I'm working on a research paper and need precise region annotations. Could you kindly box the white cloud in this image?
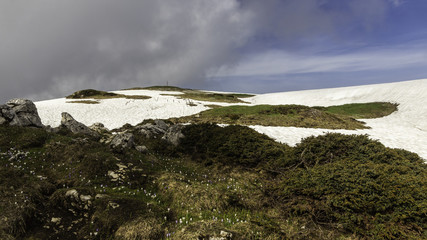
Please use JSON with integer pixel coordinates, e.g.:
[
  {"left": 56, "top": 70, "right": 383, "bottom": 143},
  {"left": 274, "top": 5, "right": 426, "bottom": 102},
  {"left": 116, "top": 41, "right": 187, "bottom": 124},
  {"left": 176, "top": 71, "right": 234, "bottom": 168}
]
[{"left": 211, "top": 44, "right": 427, "bottom": 78}]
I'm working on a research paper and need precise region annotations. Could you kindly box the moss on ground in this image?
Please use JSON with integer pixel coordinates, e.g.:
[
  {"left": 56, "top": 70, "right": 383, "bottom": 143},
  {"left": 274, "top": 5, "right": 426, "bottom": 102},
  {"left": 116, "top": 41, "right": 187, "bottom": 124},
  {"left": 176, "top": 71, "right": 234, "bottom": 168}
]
[
  {"left": 172, "top": 104, "right": 369, "bottom": 129},
  {"left": 0, "top": 123, "right": 425, "bottom": 240},
  {"left": 125, "top": 85, "right": 255, "bottom": 103},
  {"left": 315, "top": 102, "right": 398, "bottom": 119}
]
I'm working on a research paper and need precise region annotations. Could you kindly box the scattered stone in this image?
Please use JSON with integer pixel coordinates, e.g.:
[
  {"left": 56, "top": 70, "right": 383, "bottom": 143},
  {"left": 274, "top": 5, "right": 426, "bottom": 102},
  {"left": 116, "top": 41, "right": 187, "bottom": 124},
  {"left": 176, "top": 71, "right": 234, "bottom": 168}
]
[
  {"left": 65, "top": 189, "right": 79, "bottom": 200},
  {"left": 61, "top": 112, "right": 98, "bottom": 137},
  {"left": 116, "top": 163, "right": 127, "bottom": 170},
  {"left": 95, "top": 194, "right": 109, "bottom": 199},
  {"left": 110, "top": 132, "right": 134, "bottom": 150},
  {"left": 108, "top": 201, "right": 120, "bottom": 209},
  {"left": 90, "top": 122, "right": 109, "bottom": 133},
  {"left": 80, "top": 195, "right": 92, "bottom": 202},
  {"left": 162, "top": 124, "right": 185, "bottom": 146},
  {"left": 135, "top": 145, "right": 148, "bottom": 153},
  {"left": 0, "top": 116, "right": 6, "bottom": 125},
  {"left": 51, "top": 217, "right": 62, "bottom": 224},
  {"left": 220, "top": 230, "right": 233, "bottom": 239},
  {"left": 108, "top": 171, "right": 120, "bottom": 181}
]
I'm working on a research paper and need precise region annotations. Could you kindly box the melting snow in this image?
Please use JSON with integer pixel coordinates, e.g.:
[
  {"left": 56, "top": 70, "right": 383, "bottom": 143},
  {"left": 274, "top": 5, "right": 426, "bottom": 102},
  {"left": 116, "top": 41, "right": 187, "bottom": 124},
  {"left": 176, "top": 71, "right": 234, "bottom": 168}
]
[{"left": 35, "top": 79, "right": 427, "bottom": 160}]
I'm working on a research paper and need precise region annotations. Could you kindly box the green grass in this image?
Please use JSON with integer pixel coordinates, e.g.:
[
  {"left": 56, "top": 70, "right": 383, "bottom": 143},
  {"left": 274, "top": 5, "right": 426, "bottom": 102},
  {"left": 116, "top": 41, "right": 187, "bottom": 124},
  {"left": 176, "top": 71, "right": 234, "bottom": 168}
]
[
  {"left": 133, "top": 86, "right": 190, "bottom": 91},
  {"left": 315, "top": 102, "right": 398, "bottom": 119},
  {"left": 66, "top": 100, "right": 100, "bottom": 104},
  {"left": 124, "top": 85, "right": 254, "bottom": 103},
  {"left": 1, "top": 122, "right": 425, "bottom": 240},
  {"left": 172, "top": 104, "right": 369, "bottom": 130},
  {"left": 66, "top": 89, "right": 151, "bottom": 100},
  {"left": 169, "top": 92, "right": 254, "bottom": 103}
]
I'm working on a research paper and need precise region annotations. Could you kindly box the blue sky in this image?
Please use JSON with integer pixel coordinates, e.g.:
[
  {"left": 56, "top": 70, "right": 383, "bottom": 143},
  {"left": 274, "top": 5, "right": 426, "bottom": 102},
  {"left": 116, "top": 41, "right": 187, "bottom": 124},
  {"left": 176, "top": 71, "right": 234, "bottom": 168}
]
[
  {"left": 0, "top": 0, "right": 426, "bottom": 101},
  {"left": 206, "top": 0, "right": 427, "bottom": 93}
]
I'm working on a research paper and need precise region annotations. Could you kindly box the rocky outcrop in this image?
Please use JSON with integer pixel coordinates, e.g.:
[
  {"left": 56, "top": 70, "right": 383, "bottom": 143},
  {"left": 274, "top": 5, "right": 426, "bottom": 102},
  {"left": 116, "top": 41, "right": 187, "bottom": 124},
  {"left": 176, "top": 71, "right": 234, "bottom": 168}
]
[
  {"left": 0, "top": 99, "right": 43, "bottom": 127},
  {"left": 136, "top": 120, "right": 169, "bottom": 138},
  {"left": 110, "top": 132, "right": 134, "bottom": 151},
  {"left": 61, "top": 112, "right": 98, "bottom": 137},
  {"left": 89, "top": 122, "right": 109, "bottom": 134},
  {"left": 162, "top": 124, "right": 185, "bottom": 146}
]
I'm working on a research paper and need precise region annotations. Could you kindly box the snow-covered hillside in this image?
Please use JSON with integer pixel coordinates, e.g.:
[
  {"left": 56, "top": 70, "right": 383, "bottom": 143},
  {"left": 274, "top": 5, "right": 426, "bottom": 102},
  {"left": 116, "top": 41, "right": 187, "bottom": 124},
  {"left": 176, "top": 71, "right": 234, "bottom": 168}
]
[{"left": 35, "top": 79, "right": 427, "bottom": 160}]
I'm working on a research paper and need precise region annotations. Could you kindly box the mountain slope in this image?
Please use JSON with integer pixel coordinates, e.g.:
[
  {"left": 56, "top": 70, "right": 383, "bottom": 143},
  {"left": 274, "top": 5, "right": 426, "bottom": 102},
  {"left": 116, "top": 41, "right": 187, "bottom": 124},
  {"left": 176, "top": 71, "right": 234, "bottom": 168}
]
[{"left": 35, "top": 79, "right": 427, "bottom": 159}]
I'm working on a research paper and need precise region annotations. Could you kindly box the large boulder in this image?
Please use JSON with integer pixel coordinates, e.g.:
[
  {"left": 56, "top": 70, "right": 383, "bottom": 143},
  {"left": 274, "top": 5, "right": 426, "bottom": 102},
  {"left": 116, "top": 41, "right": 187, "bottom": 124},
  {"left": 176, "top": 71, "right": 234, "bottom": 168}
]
[
  {"left": 162, "top": 124, "right": 185, "bottom": 146},
  {"left": 0, "top": 99, "right": 43, "bottom": 127},
  {"left": 61, "top": 112, "right": 98, "bottom": 137},
  {"left": 110, "top": 132, "right": 134, "bottom": 150}
]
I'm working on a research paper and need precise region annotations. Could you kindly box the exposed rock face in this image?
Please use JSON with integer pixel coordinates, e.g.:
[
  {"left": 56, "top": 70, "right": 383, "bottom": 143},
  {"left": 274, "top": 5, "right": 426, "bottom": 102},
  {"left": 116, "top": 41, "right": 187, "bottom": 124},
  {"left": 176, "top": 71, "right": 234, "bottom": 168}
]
[
  {"left": 162, "top": 124, "right": 185, "bottom": 146},
  {"left": 136, "top": 120, "right": 169, "bottom": 138},
  {"left": 110, "top": 132, "right": 134, "bottom": 150},
  {"left": 61, "top": 112, "right": 98, "bottom": 137},
  {"left": 0, "top": 99, "right": 43, "bottom": 127}
]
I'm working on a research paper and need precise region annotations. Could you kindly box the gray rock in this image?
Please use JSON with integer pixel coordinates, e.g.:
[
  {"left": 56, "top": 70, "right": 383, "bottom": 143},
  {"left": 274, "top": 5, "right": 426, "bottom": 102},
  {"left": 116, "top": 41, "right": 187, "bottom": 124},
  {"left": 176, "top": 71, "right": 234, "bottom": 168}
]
[
  {"left": 61, "top": 112, "right": 98, "bottom": 137},
  {"left": 110, "top": 132, "right": 134, "bottom": 150},
  {"left": 44, "top": 125, "right": 60, "bottom": 133},
  {"left": 136, "top": 123, "right": 166, "bottom": 138},
  {"left": 0, "top": 116, "right": 6, "bottom": 125},
  {"left": 65, "top": 189, "right": 79, "bottom": 201},
  {"left": 90, "top": 122, "right": 109, "bottom": 133},
  {"left": 135, "top": 145, "right": 148, "bottom": 153},
  {"left": 154, "top": 119, "right": 169, "bottom": 131},
  {"left": 4, "top": 99, "right": 43, "bottom": 127},
  {"left": 0, "top": 104, "right": 13, "bottom": 120},
  {"left": 162, "top": 124, "right": 185, "bottom": 146}
]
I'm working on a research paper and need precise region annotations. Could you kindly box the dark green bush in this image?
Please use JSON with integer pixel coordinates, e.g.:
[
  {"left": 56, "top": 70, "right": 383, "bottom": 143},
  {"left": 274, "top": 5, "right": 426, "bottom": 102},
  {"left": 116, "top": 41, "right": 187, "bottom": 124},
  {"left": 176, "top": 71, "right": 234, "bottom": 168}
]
[
  {"left": 272, "top": 133, "right": 427, "bottom": 239},
  {"left": 179, "top": 123, "right": 286, "bottom": 167}
]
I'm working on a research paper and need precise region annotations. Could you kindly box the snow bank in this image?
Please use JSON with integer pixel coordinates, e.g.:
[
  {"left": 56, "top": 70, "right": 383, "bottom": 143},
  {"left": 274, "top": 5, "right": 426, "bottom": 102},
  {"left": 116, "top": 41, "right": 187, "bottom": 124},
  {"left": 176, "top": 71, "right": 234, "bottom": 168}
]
[
  {"left": 248, "top": 79, "right": 427, "bottom": 160},
  {"left": 35, "top": 79, "right": 427, "bottom": 160}
]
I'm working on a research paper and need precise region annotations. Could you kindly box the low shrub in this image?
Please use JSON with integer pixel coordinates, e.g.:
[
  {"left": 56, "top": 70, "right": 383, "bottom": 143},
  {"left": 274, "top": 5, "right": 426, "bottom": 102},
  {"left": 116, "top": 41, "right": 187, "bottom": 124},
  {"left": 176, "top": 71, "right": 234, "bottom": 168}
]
[
  {"left": 272, "top": 133, "right": 427, "bottom": 239},
  {"left": 0, "top": 125, "right": 50, "bottom": 149},
  {"left": 179, "top": 123, "right": 285, "bottom": 167}
]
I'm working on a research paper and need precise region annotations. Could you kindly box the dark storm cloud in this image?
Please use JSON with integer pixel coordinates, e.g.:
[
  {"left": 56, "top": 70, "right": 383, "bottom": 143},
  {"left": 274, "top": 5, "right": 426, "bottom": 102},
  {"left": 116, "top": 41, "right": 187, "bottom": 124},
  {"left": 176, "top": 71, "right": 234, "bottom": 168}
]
[
  {"left": 0, "top": 0, "right": 253, "bottom": 101},
  {"left": 0, "top": 0, "right": 400, "bottom": 102}
]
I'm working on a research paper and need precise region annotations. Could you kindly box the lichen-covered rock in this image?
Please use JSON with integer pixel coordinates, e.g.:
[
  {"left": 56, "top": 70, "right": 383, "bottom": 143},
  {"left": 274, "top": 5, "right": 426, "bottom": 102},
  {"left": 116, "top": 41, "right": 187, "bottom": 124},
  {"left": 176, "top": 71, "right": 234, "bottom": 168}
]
[
  {"left": 89, "top": 122, "right": 109, "bottom": 133},
  {"left": 61, "top": 112, "right": 98, "bottom": 137},
  {"left": 162, "top": 124, "right": 185, "bottom": 146},
  {"left": 2, "top": 99, "right": 43, "bottom": 127},
  {"left": 154, "top": 119, "right": 169, "bottom": 131},
  {"left": 137, "top": 124, "right": 166, "bottom": 138},
  {"left": 0, "top": 116, "right": 6, "bottom": 125},
  {"left": 110, "top": 132, "right": 134, "bottom": 150}
]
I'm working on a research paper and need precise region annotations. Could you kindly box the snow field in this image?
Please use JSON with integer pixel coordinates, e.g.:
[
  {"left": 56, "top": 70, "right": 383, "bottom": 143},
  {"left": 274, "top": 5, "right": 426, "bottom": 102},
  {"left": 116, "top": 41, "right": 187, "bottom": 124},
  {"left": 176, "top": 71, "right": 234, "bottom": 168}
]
[{"left": 35, "top": 80, "right": 427, "bottom": 160}]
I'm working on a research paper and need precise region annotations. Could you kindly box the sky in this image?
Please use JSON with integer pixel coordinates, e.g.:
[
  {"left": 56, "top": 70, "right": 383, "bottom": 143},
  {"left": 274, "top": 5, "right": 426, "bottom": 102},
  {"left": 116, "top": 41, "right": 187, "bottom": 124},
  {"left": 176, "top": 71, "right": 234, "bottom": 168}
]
[{"left": 1, "top": 0, "right": 426, "bottom": 102}]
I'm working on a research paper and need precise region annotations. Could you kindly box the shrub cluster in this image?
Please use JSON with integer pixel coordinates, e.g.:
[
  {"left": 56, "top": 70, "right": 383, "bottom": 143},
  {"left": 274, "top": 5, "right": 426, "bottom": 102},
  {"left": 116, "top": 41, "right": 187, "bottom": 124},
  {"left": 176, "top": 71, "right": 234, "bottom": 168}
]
[
  {"left": 272, "top": 133, "right": 427, "bottom": 239},
  {"left": 179, "top": 123, "right": 285, "bottom": 167}
]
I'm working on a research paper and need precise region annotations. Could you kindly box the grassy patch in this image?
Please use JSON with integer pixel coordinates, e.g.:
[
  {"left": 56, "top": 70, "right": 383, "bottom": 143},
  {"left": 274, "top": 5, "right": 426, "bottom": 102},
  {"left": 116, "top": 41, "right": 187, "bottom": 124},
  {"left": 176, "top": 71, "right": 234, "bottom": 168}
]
[
  {"left": 66, "top": 100, "right": 100, "bottom": 104},
  {"left": 66, "top": 89, "right": 150, "bottom": 100},
  {"left": 132, "top": 86, "right": 190, "bottom": 91},
  {"left": 172, "top": 104, "right": 368, "bottom": 130},
  {"left": 315, "top": 102, "right": 398, "bottom": 119},
  {"left": 126, "top": 85, "right": 254, "bottom": 103},
  {"left": 169, "top": 92, "right": 254, "bottom": 103}
]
